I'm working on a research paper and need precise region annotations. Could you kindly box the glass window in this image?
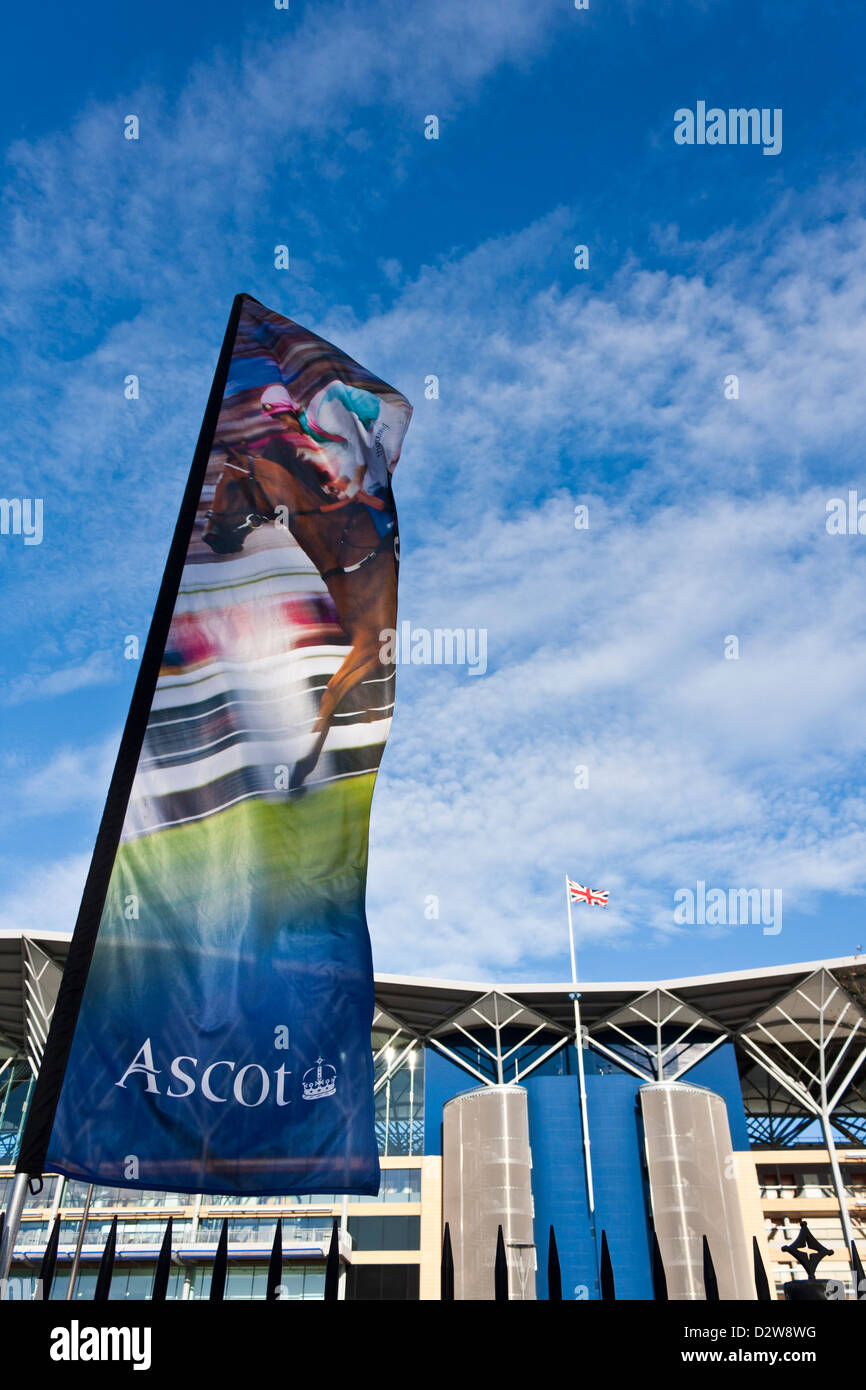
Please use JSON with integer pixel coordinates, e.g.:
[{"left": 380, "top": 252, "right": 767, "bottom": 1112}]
[
  {"left": 111, "top": 1266, "right": 159, "bottom": 1301},
  {"left": 195, "top": 1216, "right": 331, "bottom": 1246},
  {"left": 16, "top": 1220, "right": 49, "bottom": 1249},
  {"left": 272, "top": 1263, "right": 326, "bottom": 1301},
  {"left": 23, "top": 1176, "right": 58, "bottom": 1210},
  {"left": 374, "top": 1050, "right": 424, "bottom": 1157},
  {"left": 63, "top": 1181, "right": 187, "bottom": 1211},
  {"left": 180, "top": 1262, "right": 325, "bottom": 1301},
  {"left": 800, "top": 1218, "right": 845, "bottom": 1243},
  {"left": 206, "top": 1192, "right": 338, "bottom": 1208},
  {"left": 383, "top": 1168, "right": 421, "bottom": 1202},
  {"left": 347, "top": 1215, "right": 420, "bottom": 1251},
  {"left": 280, "top": 1220, "right": 332, "bottom": 1245},
  {"left": 845, "top": 1166, "right": 866, "bottom": 1197},
  {"left": 281, "top": 1193, "right": 338, "bottom": 1207},
  {"left": 6, "top": 1265, "right": 42, "bottom": 1300},
  {"left": 346, "top": 1264, "right": 419, "bottom": 1300},
  {"left": 348, "top": 1168, "right": 422, "bottom": 1204},
  {"left": 188, "top": 1263, "right": 213, "bottom": 1299},
  {"left": 224, "top": 1264, "right": 258, "bottom": 1300},
  {"left": 0, "top": 1063, "right": 33, "bottom": 1164},
  {"left": 799, "top": 1170, "right": 831, "bottom": 1199},
  {"left": 78, "top": 1217, "right": 190, "bottom": 1248},
  {"left": 58, "top": 1265, "right": 99, "bottom": 1301},
  {"left": 197, "top": 1217, "right": 276, "bottom": 1245},
  {"left": 121, "top": 1220, "right": 190, "bottom": 1247}
]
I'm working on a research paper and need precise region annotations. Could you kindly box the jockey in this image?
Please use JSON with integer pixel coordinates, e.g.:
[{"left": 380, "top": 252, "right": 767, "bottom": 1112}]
[
  {"left": 259, "top": 383, "right": 394, "bottom": 536},
  {"left": 257, "top": 382, "right": 346, "bottom": 493}
]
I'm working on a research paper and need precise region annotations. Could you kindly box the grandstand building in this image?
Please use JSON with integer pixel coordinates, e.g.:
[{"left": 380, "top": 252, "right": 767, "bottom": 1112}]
[{"left": 1, "top": 928, "right": 864, "bottom": 1299}]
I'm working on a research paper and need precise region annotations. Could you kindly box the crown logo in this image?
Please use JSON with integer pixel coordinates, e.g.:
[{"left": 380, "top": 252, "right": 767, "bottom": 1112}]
[{"left": 302, "top": 1056, "right": 337, "bottom": 1101}]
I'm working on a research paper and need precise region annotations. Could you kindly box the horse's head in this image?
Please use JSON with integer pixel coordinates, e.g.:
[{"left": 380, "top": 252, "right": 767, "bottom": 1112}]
[{"left": 203, "top": 451, "right": 262, "bottom": 554}]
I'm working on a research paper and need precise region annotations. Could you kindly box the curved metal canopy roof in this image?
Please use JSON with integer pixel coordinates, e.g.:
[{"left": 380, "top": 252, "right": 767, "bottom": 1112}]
[{"left": 2, "top": 925, "right": 864, "bottom": 1052}]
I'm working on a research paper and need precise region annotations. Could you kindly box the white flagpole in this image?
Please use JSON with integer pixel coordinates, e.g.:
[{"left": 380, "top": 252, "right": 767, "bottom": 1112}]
[{"left": 566, "top": 876, "right": 595, "bottom": 1215}]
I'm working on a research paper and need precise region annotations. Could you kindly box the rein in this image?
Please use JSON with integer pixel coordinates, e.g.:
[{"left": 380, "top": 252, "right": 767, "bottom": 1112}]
[{"left": 206, "top": 454, "right": 281, "bottom": 535}]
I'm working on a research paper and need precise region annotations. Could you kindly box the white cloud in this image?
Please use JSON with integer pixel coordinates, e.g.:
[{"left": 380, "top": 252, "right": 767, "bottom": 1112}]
[
  {"left": 0, "top": 853, "right": 90, "bottom": 936},
  {"left": 4, "top": 653, "right": 117, "bottom": 705},
  {"left": 14, "top": 734, "right": 119, "bottom": 817},
  {"left": 366, "top": 487, "right": 866, "bottom": 976}
]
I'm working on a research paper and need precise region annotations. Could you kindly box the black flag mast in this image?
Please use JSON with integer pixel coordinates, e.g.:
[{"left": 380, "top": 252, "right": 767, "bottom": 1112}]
[{"left": 0, "top": 296, "right": 245, "bottom": 1283}]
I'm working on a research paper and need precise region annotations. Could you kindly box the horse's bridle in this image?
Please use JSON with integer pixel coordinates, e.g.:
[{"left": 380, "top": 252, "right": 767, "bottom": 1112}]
[
  {"left": 206, "top": 452, "right": 280, "bottom": 537},
  {"left": 206, "top": 450, "right": 396, "bottom": 578}
]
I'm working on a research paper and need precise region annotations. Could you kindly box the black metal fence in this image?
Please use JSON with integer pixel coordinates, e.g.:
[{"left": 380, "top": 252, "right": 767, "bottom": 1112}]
[
  {"left": 439, "top": 1219, "right": 866, "bottom": 1302},
  {"left": 2, "top": 1208, "right": 865, "bottom": 1301}
]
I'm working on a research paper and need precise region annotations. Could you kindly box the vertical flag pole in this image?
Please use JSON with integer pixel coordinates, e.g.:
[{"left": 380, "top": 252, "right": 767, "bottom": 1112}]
[
  {"left": 0, "top": 1170, "right": 29, "bottom": 1283},
  {"left": 566, "top": 876, "right": 595, "bottom": 1215},
  {"left": 65, "top": 1182, "right": 93, "bottom": 1301},
  {"left": 338, "top": 1194, "right": 349, "bottom": 1301}
]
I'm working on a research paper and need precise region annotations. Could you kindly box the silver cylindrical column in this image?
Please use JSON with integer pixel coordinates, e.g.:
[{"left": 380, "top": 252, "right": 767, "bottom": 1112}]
[
  {"left": 640, "top": 1080, "right": 753, "bottom": 1300},
  {"left": 442, "top": 1085, "right": 536, "bottom": 1300}
]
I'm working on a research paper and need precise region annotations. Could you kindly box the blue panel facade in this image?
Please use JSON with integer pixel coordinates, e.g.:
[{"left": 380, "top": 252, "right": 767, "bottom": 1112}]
[
  {"left": 524, "top": 1073, "right": 597, "bottom": 1299},
  {"left": 423, "top": 1046, "right": 477, "bottom": 1155},
  {"left": 585, "top": 1070, "right": 655, "bottom": 1300},
  {"left": 682, "top": 1042, "right": 751, "bottom": 1150}
]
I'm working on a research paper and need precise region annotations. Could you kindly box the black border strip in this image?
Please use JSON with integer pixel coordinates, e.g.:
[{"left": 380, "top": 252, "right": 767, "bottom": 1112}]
[{"left": 16, "top": 293, "right": 247, "bottom": 1176}]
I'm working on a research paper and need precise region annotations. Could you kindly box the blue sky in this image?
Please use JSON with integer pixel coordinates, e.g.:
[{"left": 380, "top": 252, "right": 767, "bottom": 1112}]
[{"left": 2, "top": 0, "right": 866, "bottom": 983}]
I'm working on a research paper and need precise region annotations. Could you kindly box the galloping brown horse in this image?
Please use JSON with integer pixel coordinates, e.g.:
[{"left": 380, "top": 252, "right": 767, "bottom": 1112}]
[{"left": 202, "top": 440, "right": 397, "bottom": 789}]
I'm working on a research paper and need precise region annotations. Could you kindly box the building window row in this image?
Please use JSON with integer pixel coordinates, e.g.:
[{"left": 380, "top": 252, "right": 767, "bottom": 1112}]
[
  {"left": 758, "top": 1165, "right": 866, "bottom": 1201},
  {"left": 765, "top": 1215, "right": 866, "bottom": 1247},
  {"left": 7, "top": 1261, "right": 328, "bottom": 1301},
  {"left": 0, "top": 1165, "right": 422, "bottom": 1218},
  {"left": 10, "top": 1211, "right": 421, "bottom": 1255}
]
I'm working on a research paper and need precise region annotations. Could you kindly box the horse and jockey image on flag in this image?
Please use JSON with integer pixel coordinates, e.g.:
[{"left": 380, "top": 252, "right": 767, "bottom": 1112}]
[{"left": 19, "top": 296, "right": 411, "bottom": 1196}]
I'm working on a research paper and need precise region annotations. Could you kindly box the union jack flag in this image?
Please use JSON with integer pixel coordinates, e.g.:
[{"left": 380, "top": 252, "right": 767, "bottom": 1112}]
[{"left": 567, "top": 877, "right": 609, "bottom": 907}]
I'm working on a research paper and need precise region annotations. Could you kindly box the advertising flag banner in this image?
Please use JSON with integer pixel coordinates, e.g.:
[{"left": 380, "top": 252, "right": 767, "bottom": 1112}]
[{"left": 18, "top": 295, "right": 411, "bottom": 1194}]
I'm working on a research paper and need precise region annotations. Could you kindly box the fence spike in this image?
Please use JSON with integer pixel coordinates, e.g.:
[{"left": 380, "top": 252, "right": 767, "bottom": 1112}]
[
  {"left": 651, "top": 1229, "right": 668, "bottom": 1301},
  {"left": 702, "top": 1235, "right": 720, "bottom": 1301},
  {"left": 209, "top": 1219, "right": 228, "bottom": 1302},
  {"left": 37, "top": 1214, "right": 61, "bottom": 1301},
  {"left": 151, "top": 1216, "right": 173, "bottom": 1302},
  {"left": 93, "top": 1214, "right": 118, "bottom": 1302},
  {"left": 547, "top": 1225, "right": 562, "bottom": 1302},
  {"left": 752, "top": 1236, "right": 772, "bottom": 1301},
  {"left": 324, "top": 1218, "right": 340, "bottom": 1301},
  {"left": 494, "top": 1225, "right": 509, "bottom": 1300},
  {"left": 599, "top": 1230, "right": 616, "bottom": 1301},
  {"left": 266, "top": 1218, "right": 283, "bottom": 1302},
  {"left": 441, "top": 1221, "right": 455, "bottom": 1301}
]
